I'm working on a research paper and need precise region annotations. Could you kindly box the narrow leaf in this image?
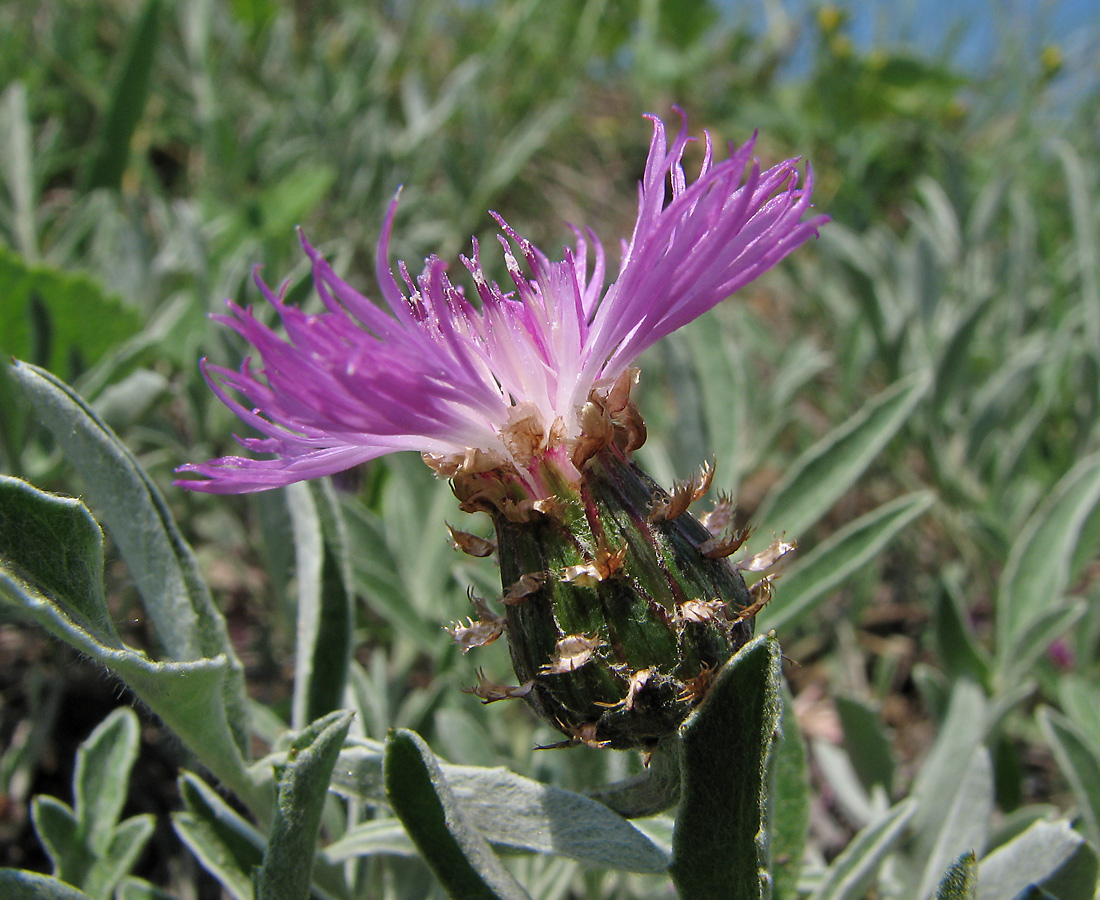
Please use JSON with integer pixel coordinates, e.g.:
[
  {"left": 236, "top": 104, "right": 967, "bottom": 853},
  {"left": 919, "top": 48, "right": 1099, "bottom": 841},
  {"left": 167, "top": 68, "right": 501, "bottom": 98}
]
[
  {"left": 173, "top": 773, "right": 266, "bottom": 900},
  {"left": 670, "top": 633, "right": 782, "bottom": 900},
  {"left": 754, "top": 374, "right": 929, "bottom": 541},
  {"left": 1, "top": 82, "right": 38, "bottom": 260},
  {"left": 30, "top": 796, "right": 92, "bottom": 886},
  {"left": 908, "top": 681, "right": 988, "bottom": 858},
  {"left": 10, "top": 363, "right": 249, "bottom": 753},
  {"left": 1037, "top": 707, "right": 1100, "bottom": 850},
  {"left": 835, "top": 695, "right": 894, "bottom": 796},
  {"left": 760, "top": 492, "right": 933, "bottom": 631},
  {"left": 115, "top": 877, "right": 180, "bottom": 900},
  {"left": 933, "top": 577, "right": 992, "bottom": 687},
  {"left": 384, "top": 729, "right": 532, "bottom": 900},
  {"left": 85, "top": 814, "right": 156, "bottom": 900},
  {"left": 288, "top": 481, "right": 353, "bottom": 729},
  {"left": 997, "top": 453, "right": 1100, "bottom": 668},
  {"left": 255, "top": 710, "right": 353, "bottom": 900},
  {"left": 771, "top": 685, "right": 811, "bottom": 900},
  {"left": 916, "top": 748, "right": 992, "bottom": 900},
  {"left": 331, "top": 738, "right": 668, "bottom": 870},
  {"left": 0, "top": 870, "right": 96, "bottom": 900},
  {"left": 445, "top": 764, "right": 670, "bottom": 873},
  {"left": 82, "top": 0, "right": 162, "bottom": 191},
  {"left": 807, "top": 799, "right": 917, "bottom": 900},
  {"left": 74, "top": 707, "right": 140, "bottom": 853},
  {"left": 977, "top": 820, "right": 1084, "bottom": 900},
  {"left": 321, "top": 820, "right": 415, "bottom": 862},
  {"left": 0, "top": 477, "right": 258, "bottom": 807}
]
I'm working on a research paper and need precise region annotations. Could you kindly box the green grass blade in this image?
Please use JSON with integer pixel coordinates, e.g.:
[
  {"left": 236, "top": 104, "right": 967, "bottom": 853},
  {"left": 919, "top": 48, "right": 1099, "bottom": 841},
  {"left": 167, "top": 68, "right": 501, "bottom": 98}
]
[{"left": 82, "top": 0, "right": 162, "bottom": 191}]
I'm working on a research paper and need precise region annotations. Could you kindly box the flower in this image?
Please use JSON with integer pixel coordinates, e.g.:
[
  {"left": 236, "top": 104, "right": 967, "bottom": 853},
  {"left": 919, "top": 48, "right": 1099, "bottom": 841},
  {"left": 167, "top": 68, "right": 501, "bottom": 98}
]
[
  {"left": 174, "top": 111, "right": 826, "bottom": 496},
  {"left": 178, "top": 111, "right": 826, "bottom": 750}
]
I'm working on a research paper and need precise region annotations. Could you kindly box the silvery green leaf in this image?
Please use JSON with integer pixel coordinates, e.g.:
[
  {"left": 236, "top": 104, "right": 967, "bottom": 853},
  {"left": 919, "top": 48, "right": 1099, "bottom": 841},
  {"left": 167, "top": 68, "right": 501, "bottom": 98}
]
[
  {"left": 1037, "top": 707, "right": 1100, "bottom": 850},
  {"left": 996, "top": 453, "right": 1100, "bottom": 682},
  {"left": 173, "top": 773, "right": 265, "bottom": 900},
  {"left": 9, "top": 362, "right": 249, "bottom": 754},
  {"left": 74, "top": 707, "right": 140, "bottom": 855},
  {"left": 445, "top": 764, "right": 670, "bottom": 873},
  {"left": 754, "top": 374, "right": 929, "bottom": 542},
  {"left": 772, "top": 685, "right": 811, "bottom": 900},
  {"left": 329, "top": 737, "right": 669, "bottom": 872},
  {"left": 31, "top": 796, "right": 89, "bottom": 885},
  {"left": 83, "top": 814, "right": 156, "bottom": 900},
  {"left": 760, "top": 492, "right": 933, "bottom": 632},
  {"left": 321, "top": 820, "right": 415, "bottom": 862},
  {"left": 976, "top": 820, "right": 1085, "bottom": 900},
  {"left": 916, "top": 748, "right": 992, "bottom": 900},
  {"left": 287, "top": 481, "right": 353, "bottom": 729},
  {"left": 908, "top": 681, "right": 987, "bottom": 860},
  {"left": 115, "top": 877, "right": 180, "bottom": 900},
  {"left": 255, "top": 711, "right": 353, "bottom": 900},
  {"left": 384, "top": 728, "right": 532, "bottom": 900},
  {"left": 0, "top": 870, "right": 96, "bottom": 900},
  {"left": 670, "top": 633, "right": 782, "bottom": 900},
  {"left": 807, "top": 799, "right": 917, "bottom": 900},
  {"left": 0, "top": 476, "right": 258, "bottom": 807}
]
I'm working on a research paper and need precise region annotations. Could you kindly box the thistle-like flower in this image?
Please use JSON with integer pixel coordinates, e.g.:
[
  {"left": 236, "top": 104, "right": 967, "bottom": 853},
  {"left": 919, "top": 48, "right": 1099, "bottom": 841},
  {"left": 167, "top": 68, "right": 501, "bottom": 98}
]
[{"left": 178, "top": 112, "right": 826, "bottom": 748}]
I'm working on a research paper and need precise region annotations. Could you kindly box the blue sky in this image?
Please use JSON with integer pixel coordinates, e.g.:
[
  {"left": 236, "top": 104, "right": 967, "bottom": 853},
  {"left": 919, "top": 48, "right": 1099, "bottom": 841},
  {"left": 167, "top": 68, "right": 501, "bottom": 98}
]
[{"left": 720, "top": 0, "right": 1099, "bottom": 69}]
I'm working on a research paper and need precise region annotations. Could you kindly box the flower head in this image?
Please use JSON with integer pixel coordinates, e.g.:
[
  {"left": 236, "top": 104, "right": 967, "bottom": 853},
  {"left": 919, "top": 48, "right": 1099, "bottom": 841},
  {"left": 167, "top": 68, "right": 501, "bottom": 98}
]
[{"left": 176, "top": 112, "right": 825, "bottom": 496}]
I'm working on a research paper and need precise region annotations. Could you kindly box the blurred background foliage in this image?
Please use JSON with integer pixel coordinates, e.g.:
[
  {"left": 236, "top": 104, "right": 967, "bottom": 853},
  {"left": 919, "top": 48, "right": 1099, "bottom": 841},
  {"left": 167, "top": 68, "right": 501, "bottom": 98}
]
[{"left": 1, "top": 0, "right": 1099, "bottom": 895}]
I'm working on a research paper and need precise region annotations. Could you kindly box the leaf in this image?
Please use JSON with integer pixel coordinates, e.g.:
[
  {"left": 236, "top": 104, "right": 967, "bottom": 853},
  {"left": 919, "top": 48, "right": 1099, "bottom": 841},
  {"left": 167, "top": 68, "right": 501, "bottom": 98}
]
[
  {"left": 173, "top": 773, "right": 265, "bottom": 900},
  {"left": 330, "top": 738, "right": 668, "bottom": 870},
  {"left": 255, "top": 710, "right": 353, "bottom": 900},
  {"left": 772, "top": 685, "right": 811, "bottom": 900},
  {"left": 384, "top": 729, "right": 533, "bottom": 900},
  {"left": 759, "top": 492, "right": 934, "bottom": 631},
  {"left": 74, "top": 707, "right": 141, "bottom": 855},
  {"left": 0, "top": 870, "right": 96, "bottom": 900},
  {"left": 0, "top": 475, "right": 119, "bottom": 643},
  {"left": 82, "top": 0, "right": 162, "bottom": 191},
  {"left": 754, "top": 374, "right": 929, "bottom": 541},
  {"left": 1037, "top": 707, "right": 1100, "bottom": 851},
  {"left": 1058, "top": 676, "right": 1100, "bottom": 755},
  {"left": 997, "top": 453, "right": 1100, "bottom": 672},
  {"left": 0, "top": 477, "right": 258, "bottom": 807},
  {"left": 321, "top": 820, "right": 415, "bottom": 862},
  {"left": 31, "top": 795, "right": 93, "bottom": 887},
  {"left": 670, "top": 633, "right": 782, "bottom": 900},
  {"left": 908, "top": 681, "right": 988, "bottom": 859},
  {"left": 1, "top": 82, "right": 38, "bottom": 260},
  {"left": 115, "top": 877, "right": 180, "bottom": 900},
  {"left": 0, "top": 249, "right": 142, "bottom": 381},
  {"left": 931, "top": 852, "right": 978, "bottom": 900},
  {"left": 10, "top": 363, "right": 249, "bottom": 755},
  {"left": 916, "top": 748, "right": 992, "bottom": 900},
  {"left": 288, "top": 481, "right": 353, "bottom": 729},
  {"left": 976, "top": 820, "right": 1085, "bottom": 900},
  {"left": 84, "top": 814, "right": 156, "bottom": 900},
  {"left": 933, "top": 576, "right": 992, "bottom": 687},
  {"left": 584, "top": 737, "right": 681, "bottom": 819},
  {"left": 444, "top": 765, "right": 670, "bottom": 873},
  {"left": 807, "top": 799, "right": 917, "bottom": 900},
  {"left": 835, "top": 694, "right": 894, "bottom": 796}
]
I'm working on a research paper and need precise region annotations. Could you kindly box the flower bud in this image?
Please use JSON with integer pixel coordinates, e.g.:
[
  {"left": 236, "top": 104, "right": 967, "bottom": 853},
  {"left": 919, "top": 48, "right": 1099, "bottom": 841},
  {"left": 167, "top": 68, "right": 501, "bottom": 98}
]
[{"left": 454, "top": 442, "right": 759, "bottom": 750}]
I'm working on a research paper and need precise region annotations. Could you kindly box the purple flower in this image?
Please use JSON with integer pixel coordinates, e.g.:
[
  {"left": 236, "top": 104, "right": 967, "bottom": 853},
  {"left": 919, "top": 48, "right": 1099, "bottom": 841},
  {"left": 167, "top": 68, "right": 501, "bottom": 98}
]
[{"left": 176, "top": 112, "right": 826, "bottom": 496}]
